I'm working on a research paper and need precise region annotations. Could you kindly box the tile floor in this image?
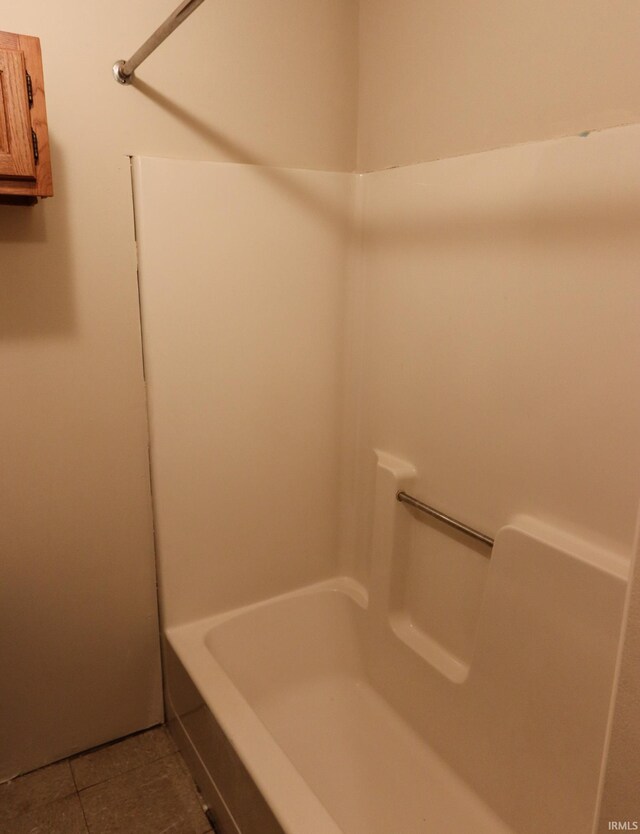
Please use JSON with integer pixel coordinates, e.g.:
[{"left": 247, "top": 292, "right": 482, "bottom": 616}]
[{"left": 0, "top": 726, "right": 214, "bottom": 834}]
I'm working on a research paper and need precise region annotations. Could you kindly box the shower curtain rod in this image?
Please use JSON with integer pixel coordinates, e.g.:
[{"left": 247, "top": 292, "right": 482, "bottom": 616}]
[{"left": 113, "top": 0, "right": 207, "bottom": 84}]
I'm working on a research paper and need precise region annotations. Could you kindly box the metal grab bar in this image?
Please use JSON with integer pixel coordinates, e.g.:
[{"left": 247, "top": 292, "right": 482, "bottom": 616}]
[
  {"left": 396, "top": 491, "right": 494, "bottom": 550},
  {"left": 113, "top": 0, "right": 208, "bottom": 84}
]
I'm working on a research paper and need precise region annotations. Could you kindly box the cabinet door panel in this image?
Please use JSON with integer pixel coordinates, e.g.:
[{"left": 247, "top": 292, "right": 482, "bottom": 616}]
[{"left": 0, "top": 48, "right": 36, "bottom": 180}]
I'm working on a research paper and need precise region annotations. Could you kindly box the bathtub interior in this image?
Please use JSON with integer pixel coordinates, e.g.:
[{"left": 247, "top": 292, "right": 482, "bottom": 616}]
[{"left": 167, "top": 585, "right": 513, "bottom": 834}]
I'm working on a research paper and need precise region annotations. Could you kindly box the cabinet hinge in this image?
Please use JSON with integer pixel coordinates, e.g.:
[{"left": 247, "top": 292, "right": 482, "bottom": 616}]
[
  {"left": 25, "top": 71, "right": 33, "bottom": 107},
  {"left": 31, "top": 129, "right": 39, "bottom": 164}
]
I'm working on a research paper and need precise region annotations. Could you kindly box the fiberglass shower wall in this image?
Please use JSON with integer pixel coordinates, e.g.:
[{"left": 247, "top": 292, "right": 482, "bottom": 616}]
[
  {"left": 134, "top": 124, "right": 640, "bottom": 834},
  {"left": 132, "top": 158, "right": 353, "bottom": 627}
]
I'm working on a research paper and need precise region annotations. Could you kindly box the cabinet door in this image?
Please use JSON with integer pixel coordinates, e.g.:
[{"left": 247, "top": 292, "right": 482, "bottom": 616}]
[{"left": 0, "top": 47, "right": 36, "bottom": 180}]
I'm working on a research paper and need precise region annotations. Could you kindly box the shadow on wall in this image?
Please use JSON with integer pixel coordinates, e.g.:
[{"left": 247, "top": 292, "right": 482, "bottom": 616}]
[
  {"left": 360, "top": 199, "right": 640, "bottom": 248},
  {"left": 132, "top": 78, "right": 353, "bottom": 236},
  {"left": 0, "top": 139, "right": 76, "bottom": 340}
]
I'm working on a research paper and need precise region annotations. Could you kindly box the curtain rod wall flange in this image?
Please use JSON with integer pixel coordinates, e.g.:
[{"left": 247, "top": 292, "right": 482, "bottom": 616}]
[{"left": 113, "top": 0, "right": 207, "bottom": 85}]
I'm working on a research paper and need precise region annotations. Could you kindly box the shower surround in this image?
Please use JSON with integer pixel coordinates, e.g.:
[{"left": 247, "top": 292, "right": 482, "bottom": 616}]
[{"left": 132, "top": 124, "right": 640, "bottom": 834}]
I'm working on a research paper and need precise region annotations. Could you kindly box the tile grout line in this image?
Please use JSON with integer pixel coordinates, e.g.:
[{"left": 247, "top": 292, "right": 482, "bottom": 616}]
[
  {"left": 76, "top": 790, "right": 92, "bottom": 834},
  {"left": 69, "top": 759, "right": 80, "bottom": 793},
  {"left": 69, "top": 760, "right": 92, "bottom": 834}
]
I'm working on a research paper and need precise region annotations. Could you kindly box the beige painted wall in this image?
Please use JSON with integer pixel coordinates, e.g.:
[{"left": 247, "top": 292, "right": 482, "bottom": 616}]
[
  {"left": 0, "top": 0, "right": 358, "bottom": 780},
  {"left": 357, "top": 0, "right": 640, "bottom": 171}
]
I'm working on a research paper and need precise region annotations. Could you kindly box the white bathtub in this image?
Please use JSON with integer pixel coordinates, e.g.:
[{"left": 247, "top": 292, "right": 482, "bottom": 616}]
[
  {"left": 165, "top": 453, "right": 626, "bottom": 834},
  {"left": 167, "top": 577, "right": 512, "bottom": 834}
]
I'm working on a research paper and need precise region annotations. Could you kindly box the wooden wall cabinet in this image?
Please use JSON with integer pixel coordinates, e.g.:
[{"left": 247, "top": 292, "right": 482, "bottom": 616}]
[{"left": 0, "top": 31, "right": 52, "bottom": 205}]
